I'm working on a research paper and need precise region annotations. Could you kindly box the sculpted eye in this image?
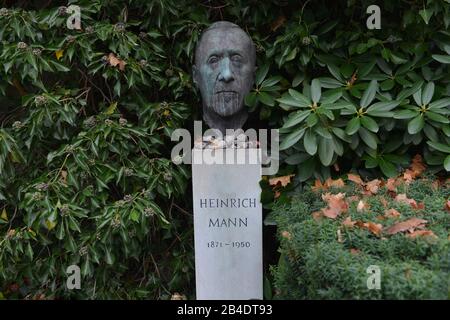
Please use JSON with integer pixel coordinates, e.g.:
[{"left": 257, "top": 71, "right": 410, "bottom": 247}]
[
  {"left": 208, "top": 56, "right": 219, "bottom": 64},
  {"left": 231, "top": 54, "right": 242, "bottom": 62}
]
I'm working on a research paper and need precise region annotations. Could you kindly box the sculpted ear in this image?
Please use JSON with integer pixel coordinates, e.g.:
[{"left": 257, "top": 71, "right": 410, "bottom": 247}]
[{"left": 192, "top": 65, "right": 199, "bottom": 87}]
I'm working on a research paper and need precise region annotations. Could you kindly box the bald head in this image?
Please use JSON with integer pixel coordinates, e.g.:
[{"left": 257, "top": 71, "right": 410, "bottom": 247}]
[
  {"left": 193, "top": 21, "right": 256, "bottom": 132},
  {"left": 195, "top": 21, "right": 256, "bottom": 66}
]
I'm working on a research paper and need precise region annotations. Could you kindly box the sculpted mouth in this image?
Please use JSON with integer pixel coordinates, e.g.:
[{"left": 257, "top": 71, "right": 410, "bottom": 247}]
[{"left": 215, "top": 90, "right": 237, "bottom": 94}]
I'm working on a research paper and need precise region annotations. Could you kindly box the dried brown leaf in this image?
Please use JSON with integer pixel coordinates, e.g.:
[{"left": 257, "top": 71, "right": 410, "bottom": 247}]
[
  {"left": 269, "top": 174, "right": 295, "bottom": 187},
  {"left": 312, "top": 211, "right": 323, "bottom": 221},
  {"left": 385, "top": 218, "right": 427, "bottom": 235},
  {"left": 406, "top": 230, "right": 437, "bottom": 239},
  {"left": 321, "top": 192, "right": 348, "bottom": 219},
  {"left": 365, "top": 179, "right": 381, "bottom": 195},
  {"left": 281, "top": 230, "right": 292, "bottom": 240},
  {"left": 342, "top": 216, "right": 356, "bottom": 228},
  {"left": 384, "top": 208, "right": 401, "bottom": 218},
  {"left": 363, "top": 222, "right": 383, "bottom": 236},
  {"left": 357, "top": 200, "right": 369, "bottom": 212},
  {"left": 311, "top": 179, "right": 326, "bottom": 192},
  {"left": 347, "top": 173, "right": 363, "bottom": 186},
  {"left": 395, "top": 193, "right": 417, "bottom": 207},
  {"left": 270, "top": 15, "right": 286, "bottom": 32},
  {"left": 108, "top": 53, "right": 127, "bottom": 71},
  {"left": 325, "top": 177, "right": 345, "bottom": 188}
]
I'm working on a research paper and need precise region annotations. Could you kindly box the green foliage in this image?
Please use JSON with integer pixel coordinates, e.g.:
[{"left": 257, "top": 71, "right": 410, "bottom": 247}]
[
  {"left": 270, "top": 178, "right": 449, "bottom": 299},
  {"left": 245, "top": 0, "right": 450, "bottom": 181},
  {"left": 1, "top": 0, "right": 449, "bottom": 299},
  {"left": 0, "top": 0, "right": 196, "bottom": 299}
]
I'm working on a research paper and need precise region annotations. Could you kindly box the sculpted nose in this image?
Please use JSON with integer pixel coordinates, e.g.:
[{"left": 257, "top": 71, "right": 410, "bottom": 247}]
[{"left": 218, "top": 58, "right": 234, "bottom": 83}]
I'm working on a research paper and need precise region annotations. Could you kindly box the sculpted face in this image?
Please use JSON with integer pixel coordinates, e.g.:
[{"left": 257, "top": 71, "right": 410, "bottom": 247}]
[{"left": 194, "top": 22, "right": 256, "bottom": 132}]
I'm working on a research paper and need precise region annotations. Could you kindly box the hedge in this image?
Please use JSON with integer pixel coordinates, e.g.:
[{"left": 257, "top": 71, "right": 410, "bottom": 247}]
[{"left": 271, "top": 174, "right": 449, "bottom": 299}]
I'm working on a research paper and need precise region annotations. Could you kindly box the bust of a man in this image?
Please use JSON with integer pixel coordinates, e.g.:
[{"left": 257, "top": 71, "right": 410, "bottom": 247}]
[{"left": 193, "top": 21, "right": 256, "bottom": 134}]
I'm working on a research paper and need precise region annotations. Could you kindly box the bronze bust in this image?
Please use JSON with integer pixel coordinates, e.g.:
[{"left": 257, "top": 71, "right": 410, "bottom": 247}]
[{"left": 193, "top": 21, "right": 256, "bottom": 134}]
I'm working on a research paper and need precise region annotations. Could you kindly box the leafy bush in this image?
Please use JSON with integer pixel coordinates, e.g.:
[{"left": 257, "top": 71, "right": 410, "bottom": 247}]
[
  {"left": 0, "top": 0, "right": 196, "bottom": 299},
  {"left": 244, "top": 0, "right": 450, "bottom": 181},
  {"left": 1, "top": 0, "right": 449, "bottom": 300},
  {"left": 270, "top": 173, "right": 449, "bottom": 299}
]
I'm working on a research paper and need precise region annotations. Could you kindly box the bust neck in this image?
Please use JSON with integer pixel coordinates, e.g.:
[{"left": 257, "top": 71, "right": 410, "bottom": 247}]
[{"left": 203, "top": 104, "right": 248, "bottom": 134}]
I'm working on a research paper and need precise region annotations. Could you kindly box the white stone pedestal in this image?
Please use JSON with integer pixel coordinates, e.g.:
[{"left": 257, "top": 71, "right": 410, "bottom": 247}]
[{"left": 192, "top": 148, "right": 263, "bottom": 300}]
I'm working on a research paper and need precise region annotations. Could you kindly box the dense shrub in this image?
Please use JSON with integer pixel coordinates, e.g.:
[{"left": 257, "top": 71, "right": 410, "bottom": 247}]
[
  {"left": 0, "top": 0, "right": 196, "bottom": 299},
  {"left": 0, "top": 0, "right": 449, "bottom": 299},
  {"left": 271, "top": 175, "right": 449, "bottom": 299},
  {"left": 249, "top": 0, "right": 450, "bottom": 181}
]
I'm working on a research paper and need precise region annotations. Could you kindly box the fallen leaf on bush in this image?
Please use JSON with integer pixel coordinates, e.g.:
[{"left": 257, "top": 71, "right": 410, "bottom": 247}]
[
  {"left": 365, "top": 179, "right": 381, "bottom": 195},
  {"left": 410, "top": 154, "right": 426, "bottom": 177},
  {"left": 60, "top": 170, "right": 67, "bottom": 184},
  {"left": 384, "top": 208, "right": 400, "bottom": 218},
  {"left": 401, "top": 155, "right": 426, "bottom": 183},
  {"left": 347, "top": 195, "right": 360, "bottom": 203},
  {"left": 402, "top": 170, "right": 415, "bottom": 184},
  {"left": 342, "top": 216, "right": 356, "bottom": 228},
  {"left": 356, "top": 221, "right": 383, "bottom": 236},
  {"left": 394, "top": 193, "right": 417, "bottom": 207},
  {"left": 325, "top": 177, "right": 345, "bottom": 188},
  {"left": 386, "top": 178, "right": 403, "bottom": 192},
  {"left": 281, "top": 230, "right": 292, "bottom": 240},
  {"left": 379, "top": 197, "right": 389, "bottom": 208},
  {"left": 312, "top": 178, "right": 345, "bottom": 192},
  {"left": 445, "top": 200, "right": 450, "bottom": 212},
  {"left": 311, "top": 179, "right": 326, "bottom": 192},
  {"left": 171, "top": 292, "right": 187, "bottom": 300},
  {"left": 270, "top": 15, "right": 286, "bottom": 31},
  {"left": 411, "top": 202, "right": 425, "bottom": 210},
  {"left": 406, "top": 230, "right": 437, "bottom": 239},
  {"left": 108, "top": 53, "right": 126, "bottom": 71},
  {"left": 337, "top": 228, "right": 343, "bottom": 243},
  {"left": 357, "top": 200, "right": 369, "bottom": 212},
  {"left": 431, "top": 180, "right": 440, "bottom": 191},
  {"left": 385, "top": 218, "right": 427, "bottom": 235},
  {"left": 269, "top": 174, "right": 294, "bottom": 187},
  {"left": 321, "top": 193, "right": 348, "bottom": 219},
  {"left": 347, "top": 173, "right": 363, "bottom": 185},
  {"left": 312, "top": 211, "right": 323, "bottom": 221},
  {"left": 350, "top": 248, "right": 360, "bottom": 255},
  {"left": 386, "top": 178, "right": 396, "bottom": 191}
]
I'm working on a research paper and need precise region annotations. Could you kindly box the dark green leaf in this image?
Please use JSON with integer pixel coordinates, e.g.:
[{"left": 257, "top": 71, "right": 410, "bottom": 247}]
[
  {"left": 408, "top": 115, "right": 425, "bottom": 134},
  {"left": 360, "top": 80, "right": 378, "bottom": 108},
  {"left": 359, "top": 127, "right": 377, "bottom": 149},
  {"left": 304, "top": 129, "right": 317, "bottom": 155},
  {"left": 311, "top": 79, "right": 321, "bottom": 103},
  {"left": 361, "top": 116, "right": 379, "bottom": 133},
  {"left": 318, "top": 137, "right": 334, "bottom": 166},
  {"left": 280, "top": 128, "right": 306, "bottom": 150},
  {"left": 345, "top": 117, "right": 361, "bottom": 135}
]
